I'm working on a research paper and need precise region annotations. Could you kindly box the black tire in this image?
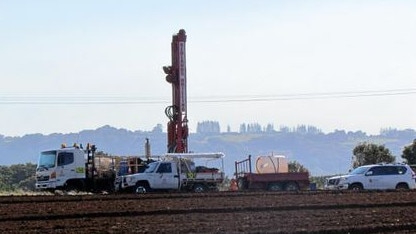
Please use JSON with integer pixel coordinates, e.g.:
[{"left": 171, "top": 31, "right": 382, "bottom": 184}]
[
  {"left": 396, "top": 183, "right": 409, "bottom": 190},
  {"left": 193, "top": 184, "right": 206, "bottom": 193},
  {"left": 64, "top": 181, "right": 79, "bottom": 192},
  {"left": 116, "top": 181, "right": 122, "bottom": 192},
  {"left": 349, "top": 183, "right": 363, "bottom": 191},
  {"left": 237, "top": 178, "right": 247, "bottom": 191},
  {"left": 285, "top": 182, "right": 299, "bottom": 191},
  {"left": 267, "top": 183, "right": 283, "bottom": 191}
]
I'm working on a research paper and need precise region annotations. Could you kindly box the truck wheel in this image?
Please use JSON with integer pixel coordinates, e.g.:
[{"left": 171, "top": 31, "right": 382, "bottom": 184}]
[
  {"left": 64, "top": 182, "right": 78, "bottom": 193},
  {"left": 349, "top": 183, "right": 363, "bottom": 191},
  {"left": 135, "top": 183, "right": 150, "bottom": 194},
  {"left": 135, "top": 186, "right": 146, "bottom": 194},
  {"left": 193, "top": 184, "right": 206, "bottom": 193},
  {"left": 285, "top": 182, "right": 299, "bottom": 191},
  {"left": 237, "top": 178, "right": 247, "bottom": 191},
  {"left": 268, "top": 183, "right": 283, "bottom": 191},
  {"left": 396, "top": 183, "right": 409, "bottom": 190}
]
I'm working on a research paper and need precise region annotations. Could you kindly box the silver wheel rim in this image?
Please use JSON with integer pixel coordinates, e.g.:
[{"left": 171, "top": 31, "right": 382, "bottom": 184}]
[
  {"left": 136, "top": 186, "right": 146, "bottom": 194},
  {"left": 286, "top": 183, "right": 298, "bottom": 191},
  {"left": 269, "top": 184, "right": 282, "bottom": 191},
  {"left": 194, "top": 186, "right": 204, "bottom": 193}
]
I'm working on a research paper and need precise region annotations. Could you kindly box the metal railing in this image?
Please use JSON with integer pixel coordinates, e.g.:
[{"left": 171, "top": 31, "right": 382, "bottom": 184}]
[{"left": 235, "top": 155, "right": 252, "bottom": 178}]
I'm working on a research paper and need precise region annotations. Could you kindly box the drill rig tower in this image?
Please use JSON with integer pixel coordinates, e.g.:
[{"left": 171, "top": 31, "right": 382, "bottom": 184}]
[{"left": 163, "top": 29, "right": 188, "bottom": 153}]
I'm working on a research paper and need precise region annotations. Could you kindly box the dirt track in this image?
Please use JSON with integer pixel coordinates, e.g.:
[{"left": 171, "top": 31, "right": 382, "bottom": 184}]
[{"left": 2, "top": 190, "right": 416, "bottom": 233}]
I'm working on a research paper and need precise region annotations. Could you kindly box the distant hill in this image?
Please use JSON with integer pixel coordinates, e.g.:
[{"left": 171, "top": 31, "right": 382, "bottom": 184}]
[{"left": 1, "top": 125, "right": 415, "bottom": 177}]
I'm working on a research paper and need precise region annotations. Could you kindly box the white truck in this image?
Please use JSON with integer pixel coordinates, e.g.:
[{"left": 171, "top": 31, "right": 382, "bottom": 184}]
[
  {"left": 117, "top": 152, "right": 225, "bottom": 193},
  {"left": 35, "top": 144, "right": 150, "bottom": 192},
  {"left": 35, "top": 144, "right": 115, "bottom": 191}
]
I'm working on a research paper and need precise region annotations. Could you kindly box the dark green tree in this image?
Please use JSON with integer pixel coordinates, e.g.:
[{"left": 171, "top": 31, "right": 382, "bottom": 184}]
[
  {"left": 352, "top": 142, "right": 395, "bottom": 168},
  {"left": 0, "top": 163, "right": 36, "bottom": 191},
  {"left": 402, "top": 139, "right": 416, "bottom": 165},
  {"left": 0, "top": 166, "right": 13, "bottom": 190},
  {"left": 288, "top": 161, "right": 309, "bottom": 173}
]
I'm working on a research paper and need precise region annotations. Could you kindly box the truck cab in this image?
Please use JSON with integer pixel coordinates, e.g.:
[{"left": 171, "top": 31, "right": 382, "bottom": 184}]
[
  {"left": 35, "top": 146, "right": 86, "bottom": 190},
  {"left": 36, "top": 144, "right": 118, "bottom": 192}
]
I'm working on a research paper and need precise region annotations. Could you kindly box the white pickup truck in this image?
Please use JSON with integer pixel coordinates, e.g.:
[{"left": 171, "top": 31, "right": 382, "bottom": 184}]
[{"left": 116, "top": 152, "right": 225, "bottom": 193}]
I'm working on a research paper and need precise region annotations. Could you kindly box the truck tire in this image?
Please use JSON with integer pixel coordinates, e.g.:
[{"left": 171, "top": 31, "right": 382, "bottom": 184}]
[
  {"left": 267, "top": 183, "right": 283, "bottom": 191},
  {"left": 64, "top": 180, "right": 84, "bottom": 192},
  {"left": 396, "top": 183, "right": 409, "bottom": 190},
  {"left": 285, "top": 182, "right": 299, "bottom": 191},
  {"left": 193, "top": 184, "right": 207, "bottom": 193},
  {"left": 135, "top": 183, "right": 150, "bottom": 194},
  {"left": 64, "top": 183, "right": 76, "bottom": 192},
  {"left": 135, "top": 186, "right": 146, "bottom": 194},
  {"left": 237, "top": 178, "right": 247, "bottom": 191},
  {"left": 349, "top": 183, "right": 363, "bottom": 191}
]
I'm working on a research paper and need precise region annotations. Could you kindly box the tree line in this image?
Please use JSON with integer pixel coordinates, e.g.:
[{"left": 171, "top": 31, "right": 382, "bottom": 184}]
[{"left": 196, "top": 121, "right": 323, "bottom": 134}]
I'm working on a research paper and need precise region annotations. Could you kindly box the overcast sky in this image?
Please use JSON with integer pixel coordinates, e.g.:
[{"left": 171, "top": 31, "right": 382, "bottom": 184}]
[{"left": 0, "top": 0, "right": 415, "bottom": 136}]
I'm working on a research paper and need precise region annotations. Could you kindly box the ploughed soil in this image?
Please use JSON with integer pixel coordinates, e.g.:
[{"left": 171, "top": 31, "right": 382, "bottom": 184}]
[{"left": 2, "top": 190, "right": 416, "bottom": 233}]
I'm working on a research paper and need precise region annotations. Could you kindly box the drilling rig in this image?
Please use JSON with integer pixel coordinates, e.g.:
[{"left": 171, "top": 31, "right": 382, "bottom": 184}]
[
  {"left": 163, "top": 29, "right": 189, "bottom": 153},
  {"left": 35, "top": 29, "right": 227, "bottom": 194}
]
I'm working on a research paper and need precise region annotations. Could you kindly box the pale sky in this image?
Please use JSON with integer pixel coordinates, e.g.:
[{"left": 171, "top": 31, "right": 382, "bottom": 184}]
[{"left": 0, "top": 0, "right": 415, "bottom": 136}]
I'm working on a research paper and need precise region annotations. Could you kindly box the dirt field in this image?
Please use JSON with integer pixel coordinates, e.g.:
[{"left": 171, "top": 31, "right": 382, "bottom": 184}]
[{"left": 2, "top": 190, "right": 416, "bottom": 233}]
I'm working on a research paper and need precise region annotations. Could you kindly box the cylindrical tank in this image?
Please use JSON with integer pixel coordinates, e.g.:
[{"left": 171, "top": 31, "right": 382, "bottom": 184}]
[{"left": 255, "top": 155, "right": 288, "bottom": 173}]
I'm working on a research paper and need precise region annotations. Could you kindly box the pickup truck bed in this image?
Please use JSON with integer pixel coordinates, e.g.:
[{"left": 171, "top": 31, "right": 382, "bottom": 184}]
[{"left": 181, "top": 172, "right": 224, "bottom": 181}]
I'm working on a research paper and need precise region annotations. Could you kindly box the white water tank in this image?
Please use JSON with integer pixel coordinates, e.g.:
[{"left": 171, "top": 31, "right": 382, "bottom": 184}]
[{"left": 255, "top": 155, "right": 288, "bottom": 173}]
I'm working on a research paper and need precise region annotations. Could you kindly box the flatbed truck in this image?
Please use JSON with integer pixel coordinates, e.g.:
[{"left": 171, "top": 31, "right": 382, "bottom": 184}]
[{"left": 118, "top": 152, "right": 225, "bottom": 193}]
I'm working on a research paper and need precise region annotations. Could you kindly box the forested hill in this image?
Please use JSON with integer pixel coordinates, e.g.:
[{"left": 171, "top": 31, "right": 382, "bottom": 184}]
[{"left": 0, "top": 124, "right": 415, "bottom": 177}]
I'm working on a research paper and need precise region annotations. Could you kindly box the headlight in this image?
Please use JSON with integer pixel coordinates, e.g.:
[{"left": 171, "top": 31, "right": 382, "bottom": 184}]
[{"left": 339, "top": 177, "right": 348, "bottom": 183}]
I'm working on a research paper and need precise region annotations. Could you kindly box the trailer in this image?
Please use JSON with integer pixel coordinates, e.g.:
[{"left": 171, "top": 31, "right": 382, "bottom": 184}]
[{"left": 235, "top": 155, "right": 310, "bottom": 191}]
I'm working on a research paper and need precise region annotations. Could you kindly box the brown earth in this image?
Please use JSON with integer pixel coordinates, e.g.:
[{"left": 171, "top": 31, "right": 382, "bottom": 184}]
[{"left": 1, "top": 190, "right": 416, "bottom": 233}]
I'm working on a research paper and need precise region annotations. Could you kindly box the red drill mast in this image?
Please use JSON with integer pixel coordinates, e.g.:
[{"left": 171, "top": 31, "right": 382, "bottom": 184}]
[{"left": 163, "top": 29, "right": 188, "bottom": 153}]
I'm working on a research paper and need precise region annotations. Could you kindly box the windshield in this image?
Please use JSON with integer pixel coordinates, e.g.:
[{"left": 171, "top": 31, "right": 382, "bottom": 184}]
[
  {"left": 144, "top": 162, "right": 158, "bottom": 173},
  {"left": 349, "top": 166, "right": 369, "bottom": 175},
  {"left": 37, "top": 150, "right": 56, "bottom": 170}
]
